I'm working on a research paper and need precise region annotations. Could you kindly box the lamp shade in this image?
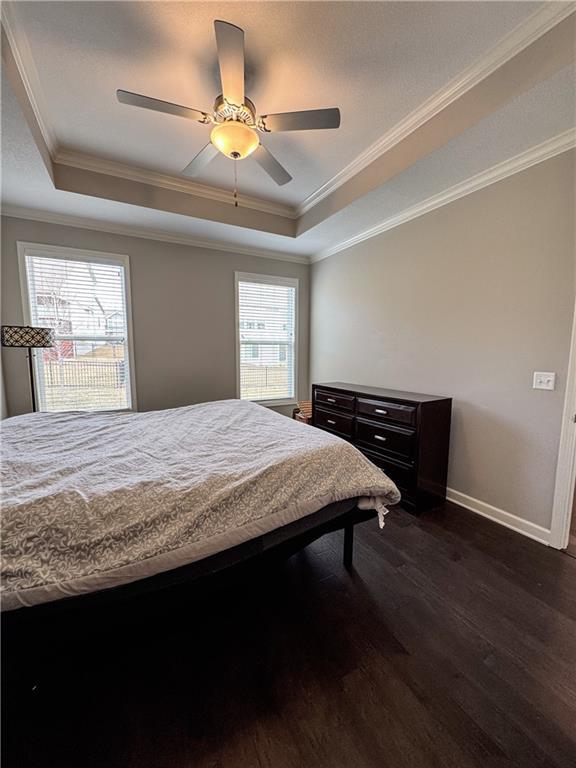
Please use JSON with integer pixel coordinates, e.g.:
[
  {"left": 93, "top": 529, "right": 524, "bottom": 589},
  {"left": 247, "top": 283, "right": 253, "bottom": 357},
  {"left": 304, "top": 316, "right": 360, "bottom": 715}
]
[{"left": 1, "top": 325, "right": 55, "bottom": 348}]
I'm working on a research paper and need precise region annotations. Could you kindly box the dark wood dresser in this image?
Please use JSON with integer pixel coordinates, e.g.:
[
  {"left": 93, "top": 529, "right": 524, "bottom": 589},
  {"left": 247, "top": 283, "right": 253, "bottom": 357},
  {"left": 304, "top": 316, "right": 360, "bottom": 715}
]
[{"left": 312, "top": 382, "right": 452, "bottom": 513}]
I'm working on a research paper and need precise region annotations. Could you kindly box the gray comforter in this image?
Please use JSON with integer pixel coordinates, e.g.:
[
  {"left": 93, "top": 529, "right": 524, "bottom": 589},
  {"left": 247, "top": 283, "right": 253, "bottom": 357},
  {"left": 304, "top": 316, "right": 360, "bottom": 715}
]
[{"left": 1, "top": 399, "right": 400, "bottom": 610}]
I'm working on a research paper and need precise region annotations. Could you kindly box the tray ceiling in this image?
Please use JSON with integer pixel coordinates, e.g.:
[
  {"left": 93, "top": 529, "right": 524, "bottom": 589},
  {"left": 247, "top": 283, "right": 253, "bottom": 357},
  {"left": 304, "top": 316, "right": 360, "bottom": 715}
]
[
  {"left": 2, "top": 1, "right": 575, "bottom": 261},
  {"left": 6, "top": 1, "right": 541, "bottom": 205}
]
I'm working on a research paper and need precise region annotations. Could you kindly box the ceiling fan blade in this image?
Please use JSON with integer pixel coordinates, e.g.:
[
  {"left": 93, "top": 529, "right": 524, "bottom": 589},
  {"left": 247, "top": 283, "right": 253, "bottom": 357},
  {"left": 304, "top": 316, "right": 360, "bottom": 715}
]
[
  {"left": 181, "top": 143, "right": 219, "bottom": 177},
  {"left": 253, "top": 144, "right": 292, "bottom": 186},
  {"left": 258, "top": 108, "right": 341, "bottom": 132},
  {"left": 214, "top": 20, "right": 245, "bottom": 107},
  {"left": 117, "top": 90, "right": 210, "bottom": 123}
]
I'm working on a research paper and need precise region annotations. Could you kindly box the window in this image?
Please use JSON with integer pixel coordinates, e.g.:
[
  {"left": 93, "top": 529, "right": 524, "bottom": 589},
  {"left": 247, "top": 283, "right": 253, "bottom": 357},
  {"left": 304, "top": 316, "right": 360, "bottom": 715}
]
[
  {"left": 19, "top": 243, "right": 135, "bottom": 412},
  {"left": 235, "top": 273, "right": 298, "bottom": 405}
]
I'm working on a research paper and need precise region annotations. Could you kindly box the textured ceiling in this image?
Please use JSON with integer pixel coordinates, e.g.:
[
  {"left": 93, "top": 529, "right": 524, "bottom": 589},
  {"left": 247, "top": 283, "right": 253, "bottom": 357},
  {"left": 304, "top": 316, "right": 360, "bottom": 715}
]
[{"left": 7, "top": 0, "right": 542, "bottom": 205}]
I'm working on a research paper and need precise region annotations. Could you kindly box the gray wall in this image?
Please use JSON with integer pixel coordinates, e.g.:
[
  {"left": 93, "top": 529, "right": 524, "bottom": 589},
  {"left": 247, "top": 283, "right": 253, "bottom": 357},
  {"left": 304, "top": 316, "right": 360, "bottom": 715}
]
[
  {"left": 310, "top": 152, "right": 576, "bottom": 529},
  {"left": 0, "top": 350, "right": 6, "bottom": 419},
  {"left": 1, "top": 217, "right": 309, "bottom": 417}
]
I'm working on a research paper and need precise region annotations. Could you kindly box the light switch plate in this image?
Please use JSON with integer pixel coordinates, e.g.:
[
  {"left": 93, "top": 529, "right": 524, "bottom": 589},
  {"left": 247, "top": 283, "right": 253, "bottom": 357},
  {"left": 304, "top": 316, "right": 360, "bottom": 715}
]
[{"left": 533, "top": 372, "right": 556, "bottom": 390}]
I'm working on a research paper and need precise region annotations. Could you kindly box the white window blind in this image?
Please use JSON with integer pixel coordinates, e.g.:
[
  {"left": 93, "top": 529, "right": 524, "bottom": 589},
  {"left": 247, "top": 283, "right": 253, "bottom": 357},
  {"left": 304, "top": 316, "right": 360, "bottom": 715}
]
[
  {"left": 22, "top": 247, "right": 134, "bottom": 412},
  {"left": 236, "top": 273, "right": 297, "bottom": 404}
]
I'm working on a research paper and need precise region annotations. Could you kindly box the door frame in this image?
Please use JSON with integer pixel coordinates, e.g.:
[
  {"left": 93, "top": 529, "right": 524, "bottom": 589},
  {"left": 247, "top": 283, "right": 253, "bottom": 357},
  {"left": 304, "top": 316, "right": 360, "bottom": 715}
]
[{"left": 551, "top": 296, "right": 576, "bottom": 549}]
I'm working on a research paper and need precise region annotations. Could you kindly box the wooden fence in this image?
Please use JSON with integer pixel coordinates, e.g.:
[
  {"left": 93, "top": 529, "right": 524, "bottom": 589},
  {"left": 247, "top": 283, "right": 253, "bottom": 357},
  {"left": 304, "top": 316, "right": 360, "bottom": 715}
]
[{"left": 43, "top": 359, "right": 125, "bottom": 389}]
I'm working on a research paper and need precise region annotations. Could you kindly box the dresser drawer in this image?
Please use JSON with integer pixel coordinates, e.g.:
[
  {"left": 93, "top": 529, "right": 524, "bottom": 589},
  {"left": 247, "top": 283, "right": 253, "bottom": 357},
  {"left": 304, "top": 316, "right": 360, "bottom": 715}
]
[
  {"left": 356, "top": 418, "right": 415, "bottom": 459},
  {"left": 314, "top": 407, "right": 354, "bottom": 437},
  {"left": 314, "top": 389, "right": 355, "bottom": 412},
  {"left": 357, "top": 397, "right": 416, "bottom": 426},
  {"left": 361, "top": 449, "right": 414, "bottom": 492}
]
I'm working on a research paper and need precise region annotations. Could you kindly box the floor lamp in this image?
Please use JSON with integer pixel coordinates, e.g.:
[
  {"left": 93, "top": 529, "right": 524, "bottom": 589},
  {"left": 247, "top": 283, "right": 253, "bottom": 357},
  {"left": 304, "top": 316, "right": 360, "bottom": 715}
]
[{"left": 1, "top": 325, "right": 55, "bottom": 412}]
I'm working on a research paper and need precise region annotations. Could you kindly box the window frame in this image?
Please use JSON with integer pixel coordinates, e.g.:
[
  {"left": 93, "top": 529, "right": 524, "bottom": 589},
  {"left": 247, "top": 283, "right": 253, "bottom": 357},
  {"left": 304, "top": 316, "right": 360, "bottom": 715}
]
[
  {"left": 17, "top": 241, "right": 138, "bottom": 412},
  {"left": 234, "top": 271, "right": 299, "bottom": 407}
]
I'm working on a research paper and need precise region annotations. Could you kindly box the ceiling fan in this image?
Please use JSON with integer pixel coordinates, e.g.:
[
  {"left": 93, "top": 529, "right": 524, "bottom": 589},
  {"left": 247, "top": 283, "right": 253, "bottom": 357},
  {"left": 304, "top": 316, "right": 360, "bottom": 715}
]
[{"left": 117, "top": 20, "right": 341, "bottom": 187}]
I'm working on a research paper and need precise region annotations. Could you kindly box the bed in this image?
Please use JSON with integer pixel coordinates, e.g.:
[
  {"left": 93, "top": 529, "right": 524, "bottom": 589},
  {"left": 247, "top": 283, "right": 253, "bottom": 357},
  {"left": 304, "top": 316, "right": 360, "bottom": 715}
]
[{"left": 0, "top": 399, "right": 400, "bottom": 612}]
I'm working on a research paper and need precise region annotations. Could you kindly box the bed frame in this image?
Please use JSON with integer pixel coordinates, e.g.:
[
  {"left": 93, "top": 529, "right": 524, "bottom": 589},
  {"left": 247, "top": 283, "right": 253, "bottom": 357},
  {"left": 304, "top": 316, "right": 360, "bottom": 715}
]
[{"left": 1, "top": 501, "right": 374, "bottom": 628}]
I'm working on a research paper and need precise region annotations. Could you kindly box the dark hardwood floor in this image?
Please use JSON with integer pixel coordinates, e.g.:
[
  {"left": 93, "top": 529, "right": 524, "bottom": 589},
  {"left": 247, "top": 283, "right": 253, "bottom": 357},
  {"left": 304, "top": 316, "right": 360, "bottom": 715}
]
[{"left": 3, "top": 502, "right": 576, "bottom": 768}]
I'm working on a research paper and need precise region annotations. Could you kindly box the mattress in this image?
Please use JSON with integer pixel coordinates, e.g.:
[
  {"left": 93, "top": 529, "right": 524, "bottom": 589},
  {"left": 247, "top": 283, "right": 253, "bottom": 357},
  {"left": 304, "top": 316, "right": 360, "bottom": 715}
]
[{"left": 1, "top": 399, "right": 400, "bottom": 610}]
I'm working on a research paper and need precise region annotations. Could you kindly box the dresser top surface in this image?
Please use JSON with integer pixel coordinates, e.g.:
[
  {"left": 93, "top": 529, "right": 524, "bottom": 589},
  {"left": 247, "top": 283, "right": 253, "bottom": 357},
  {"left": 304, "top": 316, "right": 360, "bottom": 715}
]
[{"left": 313, "top": 382, "right": 450, "bottom": 404}]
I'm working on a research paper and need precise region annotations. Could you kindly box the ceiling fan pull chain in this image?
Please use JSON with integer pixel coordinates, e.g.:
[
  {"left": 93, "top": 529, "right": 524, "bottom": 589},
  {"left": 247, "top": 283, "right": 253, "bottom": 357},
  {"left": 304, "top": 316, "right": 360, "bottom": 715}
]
[{"left": 233, "top": 157, "right": 239, "bottom": 208}]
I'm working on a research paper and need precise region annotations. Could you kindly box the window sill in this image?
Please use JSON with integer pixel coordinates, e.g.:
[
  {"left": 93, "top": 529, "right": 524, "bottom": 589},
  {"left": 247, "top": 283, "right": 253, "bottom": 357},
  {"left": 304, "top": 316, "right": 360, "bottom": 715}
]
[
  {"left": 248, "top": 398, "right": 298, "bottom": 408},
  {"left": 39, "top": 406, "right": 135, "bottom": 414}
]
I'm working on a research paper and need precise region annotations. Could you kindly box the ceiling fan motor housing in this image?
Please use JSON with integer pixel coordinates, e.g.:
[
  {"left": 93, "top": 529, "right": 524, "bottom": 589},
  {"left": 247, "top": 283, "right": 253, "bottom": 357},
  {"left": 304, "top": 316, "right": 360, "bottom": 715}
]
[{"left": 213, "top": 94, "right": 256, "bottom": 125}]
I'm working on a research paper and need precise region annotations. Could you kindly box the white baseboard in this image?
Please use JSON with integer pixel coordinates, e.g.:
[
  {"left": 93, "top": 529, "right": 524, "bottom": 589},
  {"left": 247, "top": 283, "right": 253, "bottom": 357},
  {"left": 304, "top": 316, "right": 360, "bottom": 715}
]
[{"left": 446, "top": 488, "right": 551, "bottom": 546}]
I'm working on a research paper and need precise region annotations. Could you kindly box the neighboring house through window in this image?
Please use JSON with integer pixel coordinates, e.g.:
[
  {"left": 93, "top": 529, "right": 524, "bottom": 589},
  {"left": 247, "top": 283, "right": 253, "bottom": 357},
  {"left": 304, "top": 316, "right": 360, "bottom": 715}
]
[
  {"left": 19, "top": 243, "right": 135, "bottom": 412},
  {"left": 235, "top": 272, "right": 298, "bottom": 405}
]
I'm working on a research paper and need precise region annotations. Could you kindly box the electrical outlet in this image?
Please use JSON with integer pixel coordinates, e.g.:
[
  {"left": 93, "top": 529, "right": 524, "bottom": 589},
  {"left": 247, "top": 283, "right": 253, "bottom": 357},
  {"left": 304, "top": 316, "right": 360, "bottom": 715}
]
[{"left": 533, "top": 372, "right": 556, "bottom": 391}]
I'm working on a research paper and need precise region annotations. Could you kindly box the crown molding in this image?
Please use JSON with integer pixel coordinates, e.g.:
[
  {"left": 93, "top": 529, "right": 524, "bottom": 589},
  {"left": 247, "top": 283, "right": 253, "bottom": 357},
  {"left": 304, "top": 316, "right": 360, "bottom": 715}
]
[
  {"left": 54, "top": 150, "right": 298, "bottom": 220},
  {"left": 1, "top": 205, "right": 311, "bottom": 264},
  {"left": 1, "top": 2, "right": 57, "bottom": 155},
  {"left": 312, "top": 130, "right": 576, "bottom": 263},
  {"left": 4, "top": 130, "right": 573, "bottom": 269},
  {"left": 298, "top": 2, "right": 576, "bottom": 217}
]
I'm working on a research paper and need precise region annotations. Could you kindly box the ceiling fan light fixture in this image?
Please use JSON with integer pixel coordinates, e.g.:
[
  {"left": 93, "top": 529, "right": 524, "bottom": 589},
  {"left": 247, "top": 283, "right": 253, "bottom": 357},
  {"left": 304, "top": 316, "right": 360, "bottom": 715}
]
[{"left": 210, "top": 121, "right": 259, "bottom": 159}]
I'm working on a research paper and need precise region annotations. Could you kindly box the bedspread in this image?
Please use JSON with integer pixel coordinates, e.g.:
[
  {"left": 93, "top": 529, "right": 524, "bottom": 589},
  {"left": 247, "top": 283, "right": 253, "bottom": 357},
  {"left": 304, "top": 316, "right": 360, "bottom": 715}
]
[{"left": 1, "top": 399, "right": 400, "bottom": 609}]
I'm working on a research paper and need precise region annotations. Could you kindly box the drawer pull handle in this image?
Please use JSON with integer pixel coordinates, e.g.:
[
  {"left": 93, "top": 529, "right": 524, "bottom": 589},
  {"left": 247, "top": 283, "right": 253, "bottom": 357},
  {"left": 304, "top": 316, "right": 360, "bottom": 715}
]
[
  {"left": 327, "top": 419, "right": 336, "bottom": 425},
  {"left": 374, "top": 409, "right": 388, "bottom": 415},
  {"left": 326, "top": 397, "right": 336, "bottom": 403},
  {"left": 374, "top": 435, "right": 387, "bottom": 442}
]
